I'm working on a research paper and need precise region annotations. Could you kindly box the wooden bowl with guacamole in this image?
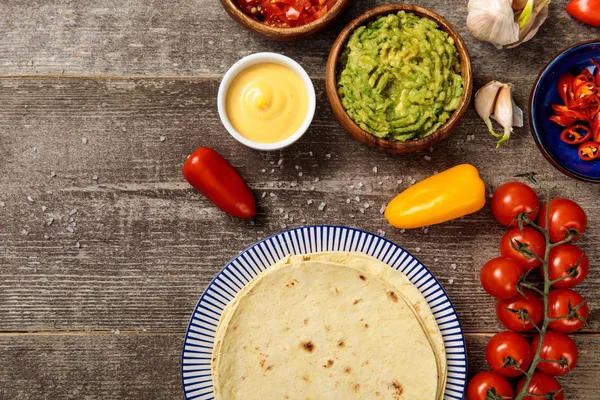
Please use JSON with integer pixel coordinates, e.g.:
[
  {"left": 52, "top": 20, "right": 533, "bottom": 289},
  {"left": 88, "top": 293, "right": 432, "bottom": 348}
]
[
  {"left": 220, "top": 0, "right": 350, "bottom": 41},
  {"left": 326, "top": 4, "right": 473, "bottom": 153}
]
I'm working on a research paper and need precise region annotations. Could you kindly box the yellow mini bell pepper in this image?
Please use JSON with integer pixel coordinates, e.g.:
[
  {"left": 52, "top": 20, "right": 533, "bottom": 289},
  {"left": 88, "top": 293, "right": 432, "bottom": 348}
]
[{"left": 385, "top": 164, "right": 486, "bottom": 229}]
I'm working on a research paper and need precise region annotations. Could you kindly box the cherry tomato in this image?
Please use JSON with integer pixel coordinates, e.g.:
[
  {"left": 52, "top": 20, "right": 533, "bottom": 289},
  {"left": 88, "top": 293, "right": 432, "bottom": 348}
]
[
  {"left": 531, "top": 331, "right": 579, "bottom": 376},
  {"left": 500, "top": 227, "right": 546, "bottom": 270},
  {"left": 496, "top": 290, "right": 543, "bottom": 332},
  {"left": 567, "top": 0, "right": 600, "bottom": 27},
  {"left": 491, "top": 182, "right": 540, "bottom": 227},
  {"left": 480, "top": 257, "right": 525, "bottom": 299},
  {"left": 548, "top": 289, "right": 589, "bottom": 333},
  {"left": 538, "top": 199, "right": 587, "bottom": 243},
  {"left": 182, "top": 147, "right": 256, "bottom": 219},
  {"left": 485, "top": 331, "right": 533, "bottom": 377},
  {"left": 466, "top": 372, "right": 514, "bottom": 400},
  {"left": 516, "top": 372, "right": 564, "bottom": 400},
  {"left": 545, "top": 244, "right": 589, "bottom": 288}
]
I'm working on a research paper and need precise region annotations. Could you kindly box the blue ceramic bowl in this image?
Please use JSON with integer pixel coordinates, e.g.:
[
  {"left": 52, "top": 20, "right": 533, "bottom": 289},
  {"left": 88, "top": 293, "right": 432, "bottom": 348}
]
[{"left": 530, "top": 40, "right": 600, "bottom": 183}]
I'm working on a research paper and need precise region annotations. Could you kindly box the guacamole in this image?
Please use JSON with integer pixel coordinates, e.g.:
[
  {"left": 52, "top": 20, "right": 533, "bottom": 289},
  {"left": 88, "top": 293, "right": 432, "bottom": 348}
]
[{"left": 337, "top": 11, "right": 464, "bottom": 141}]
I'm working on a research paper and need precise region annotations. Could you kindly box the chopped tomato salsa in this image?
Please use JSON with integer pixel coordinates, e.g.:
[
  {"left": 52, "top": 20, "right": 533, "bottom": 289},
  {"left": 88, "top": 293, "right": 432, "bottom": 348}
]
[{"left": 236, "top": 0, "right": 337, "bottom": 27}]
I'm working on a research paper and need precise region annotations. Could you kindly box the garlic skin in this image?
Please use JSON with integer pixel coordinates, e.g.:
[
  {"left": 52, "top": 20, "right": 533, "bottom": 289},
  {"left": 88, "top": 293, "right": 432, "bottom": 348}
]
[
  {"left": 475, "top": 81, "right": 523, "bottom": 147},
  {"left": 467, "top": 0, "right": 551, "bottom": 48},
  {"left": 467, "top": 0, "right": 519, "bottom": 48}
]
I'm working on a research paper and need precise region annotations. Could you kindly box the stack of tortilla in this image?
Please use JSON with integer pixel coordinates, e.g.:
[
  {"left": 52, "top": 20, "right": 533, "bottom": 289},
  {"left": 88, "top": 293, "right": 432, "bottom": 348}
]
[{"left": 211, "top": 252, "right": 447, "bottom": 400}]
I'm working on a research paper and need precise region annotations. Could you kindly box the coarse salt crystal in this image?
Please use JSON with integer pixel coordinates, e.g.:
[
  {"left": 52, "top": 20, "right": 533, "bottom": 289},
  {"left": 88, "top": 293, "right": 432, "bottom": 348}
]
[
  {"left": 364, "top": 203, "right": 370, "bottom": 209},
  {"left": 314, "top": 177, "right": 319, "bottom": 182},
  {"left": 278, "top": 159, "right": 283, "bottom": 165},
  {"left": 271, "top": 169, "right": 275, "bottom": 173},
  {"left": 261, "top": 169, "right": 266, "bottom": 173},
  {"left": 310, "top": 186, "right": 315, "bottom": 191},
  {"left": 429, "top": 147, "right": 434, "bottom": 153},
  {"left": 21, "top": 229, "right": 28, "bottom": 235},
  {"left": 281, "top": 224, "right": 287, "bottom": 229},
  {"left": 82, "top": 137, "right": 88, "bottom": 144},
  {"left": 450, "top": 263, "right": 457, "bottom": 270},
  {"left": 283, "top": 213, "right": 289, "bottom": 220},
  {"left": 358, "top": 182, "right": 364, "bottom": 188},
  {"left": 44, "top": 234, "right": 50, "bottom": 240},
  {"left": 318, "top": 202, "right": 326, "bottom": 211},
  {"left": 46, "top": 218, "right": 54, "bottom": 226},
  {"left": 270, "top": 193, "right": 275, "bottom": 197},
  {"left": 434, "top": 258, "right": 439, "bottom": 262},
  {"left": 26, "top": 195, "right": 34, "bottom": 203},
  {"left": 423, "top": 228, "right": 429, "bottom": 234},
  {"left": 354, "top": 196, "right": 360, "bottom": 202},
  {"left": 0, "top": 201, "right": 4, "bottom": 207},
  {"left": 92, "top": 175, "right": 98, "bottom": 180},
  {"left": 50, "top": 171, "right": 56, "bottom": 177},
  {"left": 66, "top": 226, "right": 74, "bottom": 233},
  {"left": 307, "top": 200, "right": 313, "bottom": 205},
  {"left": 415, "top": 247, "right": 421, "bottom": 252},
  {"left": 69, "top": 208, "right": 77, "bottom": 216},
  {"left": 279, "top": 208, "right": 284, "bottom": 213},
  {"left": 309, "top": 151, "right": 313, "bottom": 157},
  {"left": 75, "top": 241, "right": 81, "bottom": 248},
  {"left": 261, "top": 192, "right": 267, "bottom": 198},
  {"left": 291, "top": 182, "right": 297, "bottom": 187},
  {"left": 378, "top": 181, "right": 382, "bottom": 185},
  {"left": 41, "top": 206, "right": 47, "bottom": 212},
  {"left": 295, "top": 165, "right": 301, "bottom": 170},
  {"left": 346, "top": 198, "right": 351, "bottom": 204},
  {"left": 325, "top": 154, "right": 331, "bottom": 159},
  {"left": 359, "top": 209, "right": 365, "bottom": 214},
  {"left": 350, "top": 185, "right": 355, "bottom": 189},
  {"left": 298, "top": 172, "right": 303, "bottom": 177},
  {"left": 424, "top": 156, "right": 432, "bottom": 161},
  {"left": 377, "top": 229, "right": 386, "bottom": 237},
  {"left": 407, "top": 176, "right": 412, "bottom": 181},
  {"left": 269, "top": 183, "right": 274, "bottom": 187},
  {"left": 380, "top": 205, "right": 386, "bottom": 214},
  {"left": 397, "top": 179, "right": 403, "bottom": 184},
  {"left": 270, "top": 161, "right": 275, "bottom": 165},
  {"left": 373, "top": 167, "right": 378, "bottom": 173},
  {"left": 411, "top": 179, "right": 417, "bottom": 185},
  {"left": 400, "top": 229, "right": 405, "bottom": 233},
  {"left": 349, "top": 214, "right": 355, "bottom": 218},
  {"left": 448, "top": 279, "right": 454, "bottom": 284}
]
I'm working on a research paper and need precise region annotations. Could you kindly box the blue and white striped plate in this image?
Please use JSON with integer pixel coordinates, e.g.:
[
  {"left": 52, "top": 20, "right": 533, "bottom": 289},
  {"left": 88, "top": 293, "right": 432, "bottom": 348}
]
[{"left": 182, "top": 226, "right": 467, "bottom": 400}]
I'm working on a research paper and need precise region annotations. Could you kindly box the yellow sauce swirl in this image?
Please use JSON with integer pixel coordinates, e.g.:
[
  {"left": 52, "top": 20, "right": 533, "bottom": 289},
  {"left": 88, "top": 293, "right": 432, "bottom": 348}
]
[{"left": 226, "top": 63, "right": 308, "bottom": 144}]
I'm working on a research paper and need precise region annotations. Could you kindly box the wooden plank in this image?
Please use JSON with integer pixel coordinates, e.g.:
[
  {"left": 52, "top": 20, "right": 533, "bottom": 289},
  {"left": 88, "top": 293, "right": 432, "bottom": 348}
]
[
  {"left": 0, "top": 333, "right": 598, "bottom": 399},
  {"left": 0, "top": 77, "right": 599, "bottom": 333},
  {"left": 0, "top": 0, "right": 597, "bottom": 78}
]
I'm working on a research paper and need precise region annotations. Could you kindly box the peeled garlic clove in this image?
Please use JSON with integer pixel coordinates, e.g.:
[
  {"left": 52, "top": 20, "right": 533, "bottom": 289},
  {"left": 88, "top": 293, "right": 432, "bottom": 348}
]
[
  {"left": 475, "top": 81, "right": 503, "bottom": 137},
  {"left": 492, "top": 84, "right": 515, "bottom": 147},
  {"left": 467, "top": 0, "right": 520, "bottom": 48}
]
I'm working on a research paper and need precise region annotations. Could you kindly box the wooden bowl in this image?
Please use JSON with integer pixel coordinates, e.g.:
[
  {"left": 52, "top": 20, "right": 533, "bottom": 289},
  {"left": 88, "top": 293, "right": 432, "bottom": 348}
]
[
  {"left": 219, "top": 0, "right": 350, "bottom": 41},
  {"left": 325, "top": 4, "right": 473, "bottom": 153}
]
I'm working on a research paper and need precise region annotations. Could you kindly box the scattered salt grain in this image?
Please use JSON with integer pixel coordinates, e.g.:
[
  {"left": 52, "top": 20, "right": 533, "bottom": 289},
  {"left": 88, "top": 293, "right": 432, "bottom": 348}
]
[
  {"left": 448, "top": 279, "right": 454, "bottom": 284},
  {"left": 378, "top": 181, "right": 382, "bottom": 185},
  {"left": 290, "top": 182, "right": 297, "bottom": 187},
  {"left": 270, "top": 193, "right": 276, "bottom": 198},
  {"left": 407, "top": 176, "right": 412, "bottom": 181},
  {"left": 397, "top": 179, "right": 403, "bottom": 184},
  {"left": 350, "top": 185, "right": 355, "bottom": 190},
  {"left": 82, "top": 137, "right": 88, "bottom": 144},
  {"left": 261, "top": 192, "right": 267, "bottom": 198},
  {"left": 354, "top": 196, "right": 360, "bottom": 202},
  {"left": 380, "top": 204, "right": 386, "bottom": 214},
  {"left": 358, "top": 182, "right": 364, "bottom": 188},
  {"left": 261, "top": 169, "right": 266, "bottom": 173},
  {"left": 21, "top": 229, "right": 28, "bottom": 236},
  {"left": 373, "top": 167, "right": 378, "bottom": 173},
  {"left": 43, "top": 234, "right": 50, "bottom": 240},
  {"left": 415, "top": 247, "right": 421, "bottom": 253},
  {"left": 283, "top": 213, "right": 289, "bottom": 220},
  {"left": 26, "top": 195, "right": 34, "bottom": 203},
  {"left": 434, "top": 258, "right": 439, "bottom": 262},
  {"left": 314, "top": 177, "right": 319, "bottom": 182},
  {"left": 75, "top": 241, "right": 81, "bottom": 248},
  {"left": 377, "top": 229, "right": 386, "bottom": 237},
  {"left": 346, "top": 198, "right": 351, "bottom": 204},
  {"left": 429, "top": 147, "right": 434, "bottom": 153},
  {"left": 46, "top": 218, "right": 54, "bottom": 226},
  {"left": 281, "top": 224, "right": 288, "bottom": 229},
  {"left": 66, "top": 226, "right": 74, "bottom": 233},
  {"left": 309, "top": 151, "right": 313, "bottom": 157},
  {"left": 424, "top": 155, "right": 432, "bottom": 161},
  {"left": 359, "top": 209, "right": 365, "bottom": 214},
  {"left": 450, "top": 263, "right": 457, "bottom": 270},
  {"left": 271, "top": 169, "right": 275, "bottom": 173},
  {"left": 270, "top": 161, "right": 275, "bottom": 165},
  {"left": 318, "top": 202, "right": 326, "bottom": 211},
  {"left": 400, "top": 229, "right": 406, "bottom": 233},
  {"left": 310, "top": 186, "right": 315, "bottom": 191},
  {"left": 0, "top": 201, "right": 5, "bottom": 207},
  {"left": 307, "top": 200, "right": 313, "bottom": 205},
  {"left": 278, "top": 159, "right": 283, "bottom": 165},
  {"left": 295, "top": 165, "right": 301, "bottom": 170},
  {"left": 41, "top": 206, "right": 47, "bottom": 212},
  {"left": 279, "top": 208, "right": 284, "bottom": 214},
  {"left": 434, "top": 171, "right": 439, "bottom": 175},
  {"left": 364, "top": 203, "right": 370, "bottom": 209},
  {"left": 411, "top": 179, "right": 417, "bottom": 185},
  {"left": 301, "top": 219, "right": 306, "bottom": 223},
  {"left": 111, "top": 329, "right": 120, "bottom": 335},
  {"left": 423, "top": 228, "right": 429, "bottom": 234},
  {"left": 92, "top": 175, "right": 98, "bottom": 181},
  {"left": 325, "top": 154, "right": 331, "bottom": 159},
  {"left": 349, "top": 214, "right": 355, "bottom": 218},
  {"left": 298, "top": 172, "right": 303, "bottom": 177},
  {"left": 50, "top": 171, "right": 56, "bottom": 178},
  {"left": 69, "top": 208, "right": 78, "bottom": 216}
]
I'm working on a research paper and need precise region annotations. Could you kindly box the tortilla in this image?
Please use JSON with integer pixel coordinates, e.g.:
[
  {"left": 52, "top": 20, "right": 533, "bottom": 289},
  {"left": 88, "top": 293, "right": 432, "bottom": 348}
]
[{"left": 212, "top": 255, "right": 442, "bottom": 399}]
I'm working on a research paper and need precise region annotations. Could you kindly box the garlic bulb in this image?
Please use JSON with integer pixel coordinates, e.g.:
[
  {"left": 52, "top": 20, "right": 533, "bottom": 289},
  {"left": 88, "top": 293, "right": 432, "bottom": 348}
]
[
  {"left": 474, "top": 81, "right": 523, "bottom": 148},
  {"left": 467, "top": 0, "right": 551, "bottom": 48}
]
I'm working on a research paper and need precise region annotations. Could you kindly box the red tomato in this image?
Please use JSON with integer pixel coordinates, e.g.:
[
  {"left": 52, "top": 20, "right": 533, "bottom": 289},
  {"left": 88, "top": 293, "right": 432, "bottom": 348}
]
[
  {"left": 538, "top": 199, "right": 587, "bottom": 243},
  {"left": 500, "top": 227, "right": 546, "bottom": 270},
  {"left": 545, "top": 244, "right": 589, "bottom": 288},
  {"left": 485, "top": 331, "right": 533, "bottom": 377},
  {"left": 480, "top": 257, "right": 525, "bottom": 299},
  {"left": 548, "top": 289, "right": 589, "bottom": 333},
  {"left": 566, "top": 0, "right": 600, "bottom": 27},
  {"left": 182, "top": 147, "right": 256, "bottom": 219},
  {"left": 491, "top": 182, "right": 540, "bottom": 227},
  {"left": 516, "top": 372, "right": 564, "bottom": 400},
  {"left": 532, "top": 331, "right": 579, "bottom": 376},
  {"left": 496, "top": 290, "right": 543, "bottom": 332},
  {"left": 466, "top": 372, "right": 514, "bottom": 400}
]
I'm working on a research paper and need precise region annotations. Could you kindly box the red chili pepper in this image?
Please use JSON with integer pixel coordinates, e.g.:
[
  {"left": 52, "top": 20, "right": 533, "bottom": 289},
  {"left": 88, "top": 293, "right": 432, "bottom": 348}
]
[
  {"left": 593, "top": 58, "right": 600, "bottom": 85},
  {"left": 578, "top": 141, "right": 599, "bottom": 161},
  {"left": 592, "top": 117, "right": 600, "bottom": 142},
  {"left": 182, "top": 147, "right": 256, "bottom": 219},
  {"left": 236, "top": 0, "right": 337, "bottom": 27},
  {"left": 552, "top": 104, "right": 590, "bottom": 121},
  {"left": 549, "top": 115, "right": 577, "bottom": 127},
  {"left": 560, "top": 125, "right": 592, "bottom": 144},
  {"left": 567, "top": 0, "right": 600, "bottom": 27},
  {"left": 557, "top": 73, "right": 574, "bottom": 106}
]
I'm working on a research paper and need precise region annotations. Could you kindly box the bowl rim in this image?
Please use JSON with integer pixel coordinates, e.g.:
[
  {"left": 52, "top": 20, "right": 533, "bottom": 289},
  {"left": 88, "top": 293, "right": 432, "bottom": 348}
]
[
  {"left": 529, "top": 39, "right": 600, "bottom": 183},
  {"left": 220, "top": 0, "right": 349, "bottom": 37},
  {"left": 325, "top": 4, "right": 473, "bottom": 153},
  {"left": 217, "top": 52, "right": 316, "bottom": 151}
]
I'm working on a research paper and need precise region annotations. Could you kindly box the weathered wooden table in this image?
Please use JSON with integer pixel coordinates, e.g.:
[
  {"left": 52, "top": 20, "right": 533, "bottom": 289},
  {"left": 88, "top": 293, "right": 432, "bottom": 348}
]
[{"left": 1, "top": 1, "right": 599, "bottom": 398}]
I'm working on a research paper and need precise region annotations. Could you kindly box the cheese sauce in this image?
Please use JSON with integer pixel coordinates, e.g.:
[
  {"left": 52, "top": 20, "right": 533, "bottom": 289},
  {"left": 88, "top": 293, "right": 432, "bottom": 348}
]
[{"left": 226, "top": 63, "right": 308, "bottom": 144}]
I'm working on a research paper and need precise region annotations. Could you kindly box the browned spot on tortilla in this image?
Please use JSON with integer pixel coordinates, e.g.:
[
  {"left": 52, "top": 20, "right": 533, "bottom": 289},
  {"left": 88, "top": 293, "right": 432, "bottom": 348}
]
[
  {"left": 284, "top": 396, "right": 289, "bottom": 399},
  {"left": 285, "top": 327, "right": 291, "bottom": 332},
  {"left": 387, "top": 291, "right": 399, "bottom": 303},
  {"left": 414, "top": 302, "right": 421, "bottom": 311},
  {"left": 304, "top": 318, "right": 309, "bottom": 325},
  {"left": 361, "top": 360, "right": 370, "bottom": 366},
  {"left": 323, "top": 359, "right": 334, "bottom": 368},
  {"left": 243, "top": 346, "right": 247, "bottom": 350},
  {"left": 286, "top": 279, "right": 299, "bottom": 288},
  {"left": 233, "top": 325, "right": 238, "bottom": 331},
  {"left": 301, "top": 341, "right": 315, "bottom": 353},
  {"left": 266, "top": 365, "right": 273, "bottom": 371},
  {"left": 241, "top": 375, "right": 246, "bottom": 381},
  {"left": 344, "top": 367, "right": 352, "bottom": 374},
  {"left": 359, "top": 274, "right": 366, "bottom": 281},
  {"left": 302, "top": 374, "right": 310, "bottom": 382},
  {"left": 259, "top": 359, "right": 266, "bottom": 368},
  {"left": 390, "top": 380, "right": 404, "bottom": 399},
  {"left": 335, "top": 287, "right": 340, "bottom": 294},
  {"left": 302, "top": 255, "right": 310, "bottom": 261},
  {"left": 375, "top": 392, "right": 381, "bottom": 397},
  {"left": 338, "top": 340, "right": 346, "bottom": 348},
  {"left": 324, "top": 325, "right": 331, "bottom": 332},
  {"left": 212, "top": 357, "right": 216, "bottom": 362},
  {"left": 364, "top": 323, "right": 369, "bottom": 328},
  {"left": 353, "top": 383, "right": 361, "bottom": 392},
  {"left": 353, "top": 298, "right": 363, "bottom": 305}
]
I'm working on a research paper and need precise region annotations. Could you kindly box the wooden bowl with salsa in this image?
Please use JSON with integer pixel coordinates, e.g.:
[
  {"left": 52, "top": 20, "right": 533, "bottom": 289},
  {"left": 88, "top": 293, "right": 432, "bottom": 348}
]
[
  {"left": 220, "top": 0, "right": 349, "bottom": 41},
  {"left": 326, "top": 4, "right": 473, "bottom": 153}
]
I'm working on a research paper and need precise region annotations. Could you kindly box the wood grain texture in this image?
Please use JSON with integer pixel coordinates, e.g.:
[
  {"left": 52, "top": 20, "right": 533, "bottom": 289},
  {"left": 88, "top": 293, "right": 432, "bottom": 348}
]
[
  {"left": 1, "top": 0, "right": 600, "bottom": 398},
  {"left": 0, "top": 333, "right": 598, "bottom": 399}
]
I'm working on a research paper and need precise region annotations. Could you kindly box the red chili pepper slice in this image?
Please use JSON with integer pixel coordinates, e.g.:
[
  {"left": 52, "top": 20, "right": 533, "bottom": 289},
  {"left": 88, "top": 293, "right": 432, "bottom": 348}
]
[
  {"left": 560, "top": 125, "right": 592, "bottom": 144},
  {"left": 549, "top": 115, "right": 577, "bottom": 127},
  {"left": 592, "top": 117, "right": 600, "bottom": 143},
  {"left": 578, "top": 141, "right": 599, "bottom": 161},
  {"left": 552, "top": 104, "right": 590, "bottom": 121},
  {"left": 557, "top": 73, "right": 574, "bottom": 106}
]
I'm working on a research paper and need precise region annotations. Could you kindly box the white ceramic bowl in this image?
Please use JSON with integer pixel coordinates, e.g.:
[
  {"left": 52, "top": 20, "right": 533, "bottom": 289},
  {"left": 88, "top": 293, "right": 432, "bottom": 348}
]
[{"left": 217, "top": 52, "right": 316, "bottom": 151}]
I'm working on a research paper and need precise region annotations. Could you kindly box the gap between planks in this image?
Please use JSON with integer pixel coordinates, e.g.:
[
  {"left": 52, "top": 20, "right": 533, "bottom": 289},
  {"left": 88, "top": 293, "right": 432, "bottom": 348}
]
[{"left": 0, "top": 73, "right": 322, "bottom": 81}]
